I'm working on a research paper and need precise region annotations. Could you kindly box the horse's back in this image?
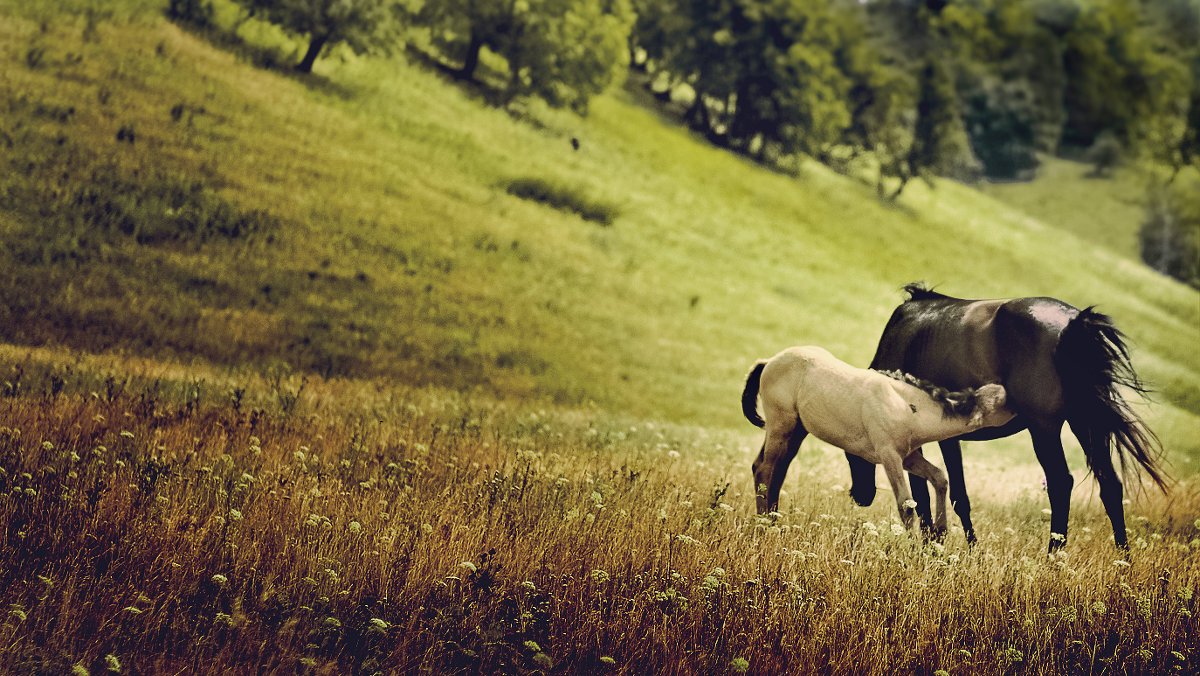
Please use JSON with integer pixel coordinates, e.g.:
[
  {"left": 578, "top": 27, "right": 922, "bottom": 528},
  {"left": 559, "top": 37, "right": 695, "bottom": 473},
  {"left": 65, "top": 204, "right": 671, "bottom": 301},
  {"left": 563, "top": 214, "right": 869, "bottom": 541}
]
[
  {"left": 874, "top": 290, "right": 1079, "bottom": 425},
  {"left": 872, "top": 295, "right": 1007, "bottom": 388}
]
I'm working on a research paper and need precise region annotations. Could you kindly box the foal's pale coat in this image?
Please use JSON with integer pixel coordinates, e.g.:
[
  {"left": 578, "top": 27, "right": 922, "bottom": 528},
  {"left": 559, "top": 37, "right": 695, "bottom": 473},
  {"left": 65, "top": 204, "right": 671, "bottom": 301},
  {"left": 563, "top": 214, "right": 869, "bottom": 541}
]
[{"left": 743, "top": 346, "right": 1014, "bottom": 534}]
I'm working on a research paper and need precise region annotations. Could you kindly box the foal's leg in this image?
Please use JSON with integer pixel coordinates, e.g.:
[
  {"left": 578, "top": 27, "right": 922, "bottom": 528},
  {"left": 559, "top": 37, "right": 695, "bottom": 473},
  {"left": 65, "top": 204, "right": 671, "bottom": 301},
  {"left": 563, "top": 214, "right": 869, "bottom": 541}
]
[
  {"left": 904, "top": 451, "right": 949, "bottom": 538},
  {"left": 878, "top": 448, "right": 919, "bottom": 532},
  {"left": 1030, "top": 425, "right": 1075, "bottom": 552},
  {"left": 907, "top": 465, "right": 935, "bottom": 534},
  {"left": 752, "top": 421, "right": 808, "bottom": 513},
  {"left": 846, "top": 452, "right": 877, "bottom": 507}
]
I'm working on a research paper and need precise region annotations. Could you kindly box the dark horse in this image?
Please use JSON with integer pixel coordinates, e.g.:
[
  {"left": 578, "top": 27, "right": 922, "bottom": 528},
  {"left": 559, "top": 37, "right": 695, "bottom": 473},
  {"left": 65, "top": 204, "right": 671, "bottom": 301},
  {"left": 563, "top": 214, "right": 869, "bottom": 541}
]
[{"left": 846, "top": 283, "right": 1166, "bottom": 551}]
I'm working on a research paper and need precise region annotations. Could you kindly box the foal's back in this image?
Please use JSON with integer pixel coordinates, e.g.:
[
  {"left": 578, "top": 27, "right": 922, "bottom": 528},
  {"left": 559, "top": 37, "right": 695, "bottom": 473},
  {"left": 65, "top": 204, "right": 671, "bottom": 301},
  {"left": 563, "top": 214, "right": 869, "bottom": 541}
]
[{"left": 759, "top": 346, "right": 904, "bottom": 458}]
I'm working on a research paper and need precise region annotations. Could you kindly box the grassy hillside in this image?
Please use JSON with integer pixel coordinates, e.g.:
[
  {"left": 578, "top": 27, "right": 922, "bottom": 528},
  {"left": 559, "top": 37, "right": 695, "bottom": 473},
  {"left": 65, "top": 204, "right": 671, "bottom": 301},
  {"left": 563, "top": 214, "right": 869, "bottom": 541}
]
[
  {"left": 979, "top": 155, "right": 1199, "bottom": 264},
  {"left": 2, "top": 2, "right": 1196, "bottom": 440},
  {"left": 1, "top": 3, "right": 1198, "bottom": 674}
]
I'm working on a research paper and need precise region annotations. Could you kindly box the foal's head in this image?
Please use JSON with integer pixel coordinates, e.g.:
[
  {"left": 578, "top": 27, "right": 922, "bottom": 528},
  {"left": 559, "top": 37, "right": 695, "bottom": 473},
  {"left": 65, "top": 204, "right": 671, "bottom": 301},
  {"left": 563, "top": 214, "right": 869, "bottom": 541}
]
[{"left": 966, "top": 383, "right": 1010, "bottom": 427}]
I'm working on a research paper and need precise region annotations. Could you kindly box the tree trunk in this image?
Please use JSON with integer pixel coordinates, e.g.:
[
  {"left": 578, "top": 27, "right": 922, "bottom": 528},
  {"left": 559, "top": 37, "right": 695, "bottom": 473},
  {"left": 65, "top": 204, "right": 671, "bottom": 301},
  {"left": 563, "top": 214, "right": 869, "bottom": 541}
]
[
  {"left": 296, "top": 33, "right": 329, "bottom": 73},
  {"left": 459, "top": 30, "right": 484, "bottom": 81}
]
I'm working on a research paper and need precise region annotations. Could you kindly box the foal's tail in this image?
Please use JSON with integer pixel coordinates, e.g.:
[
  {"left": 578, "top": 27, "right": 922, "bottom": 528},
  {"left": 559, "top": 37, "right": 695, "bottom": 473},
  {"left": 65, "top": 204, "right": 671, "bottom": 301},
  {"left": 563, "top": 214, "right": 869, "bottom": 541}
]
[
  {"left": 742, "top": 360, "right": 767, "bottom": 428},
  {"left": 1056, "top": 308, "right": 1168, "bottom": 491}
]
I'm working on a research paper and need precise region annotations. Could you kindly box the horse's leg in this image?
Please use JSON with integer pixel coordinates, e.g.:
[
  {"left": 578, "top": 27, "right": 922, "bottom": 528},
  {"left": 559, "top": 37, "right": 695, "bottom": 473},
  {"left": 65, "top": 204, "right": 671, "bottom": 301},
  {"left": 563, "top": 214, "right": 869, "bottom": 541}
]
[
  {"left": 1075, "top": 427, "right": 1128, "bottom": 550},
  {"left": 879, "top": 449, "right": 918, "bottom": 532},
  {"left": 907, "top": 470, "right": 934, "bottom": 535},
  {"left": 846, "top": 451, "right": 877, "bottom": 506},
  {"left": 752, "top": 421, "right": 807, "bottom": 513},
  {"left": 904, "top": 451, "right": 948, "bottom": 539},
  {"left": 1030, "top": 425, "right": 1075, "bottom": 552},
  {"left": 939, "top": 439, "right": 976, "bottom": 544}
]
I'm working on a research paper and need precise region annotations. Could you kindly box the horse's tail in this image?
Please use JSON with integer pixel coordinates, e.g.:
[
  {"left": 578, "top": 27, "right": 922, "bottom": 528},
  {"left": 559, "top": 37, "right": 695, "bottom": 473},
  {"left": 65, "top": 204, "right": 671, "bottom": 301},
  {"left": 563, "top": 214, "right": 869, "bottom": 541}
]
[
  {"left": 742, "top": 360, "right": 767, "bottom": 428},
  {"left": 1055, "top": 307, "right": 1168, "bottom": 491}
]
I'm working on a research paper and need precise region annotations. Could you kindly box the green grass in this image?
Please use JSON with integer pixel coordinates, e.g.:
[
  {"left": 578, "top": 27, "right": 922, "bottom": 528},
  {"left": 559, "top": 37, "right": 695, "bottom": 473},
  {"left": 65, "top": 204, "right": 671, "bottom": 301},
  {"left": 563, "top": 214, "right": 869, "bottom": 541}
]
[
  {"left": 978, "top": 155, "right": 1163, "bottom": 261},
  {"left": 0, "top": 3, "right": 1198, "bottom": 674},
  {"left": 0, "top": 0, "right": 1196, "bottom": 460}
]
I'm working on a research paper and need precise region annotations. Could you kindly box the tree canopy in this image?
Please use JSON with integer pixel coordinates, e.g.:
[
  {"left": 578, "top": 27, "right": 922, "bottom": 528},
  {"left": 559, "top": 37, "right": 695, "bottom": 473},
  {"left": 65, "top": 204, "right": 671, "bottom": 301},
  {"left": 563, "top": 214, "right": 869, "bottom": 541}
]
[
  {"left": 230, "top": 0, "right": 412, "bottom": 73},
  {"left": 233, "top": 0, "right": 1199, "bottom": 189},
  {"left": 414, "top": 0, "right": 634, "bottom": 113}
]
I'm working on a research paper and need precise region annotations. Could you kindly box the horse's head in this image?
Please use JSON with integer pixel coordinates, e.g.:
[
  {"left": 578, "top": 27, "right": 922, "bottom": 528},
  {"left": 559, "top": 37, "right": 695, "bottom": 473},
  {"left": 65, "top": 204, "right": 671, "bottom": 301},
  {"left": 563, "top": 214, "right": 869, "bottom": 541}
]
[{"left": 968, "top": 383, "right": 1013, "bottom": 428}]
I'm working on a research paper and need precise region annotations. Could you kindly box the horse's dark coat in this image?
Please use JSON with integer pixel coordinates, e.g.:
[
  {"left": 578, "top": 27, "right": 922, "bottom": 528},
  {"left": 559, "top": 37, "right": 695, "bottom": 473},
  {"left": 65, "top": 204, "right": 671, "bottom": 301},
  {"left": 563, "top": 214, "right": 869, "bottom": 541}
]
[{"left": 848, "top": 283, "right": 1165, "bottom": 550}]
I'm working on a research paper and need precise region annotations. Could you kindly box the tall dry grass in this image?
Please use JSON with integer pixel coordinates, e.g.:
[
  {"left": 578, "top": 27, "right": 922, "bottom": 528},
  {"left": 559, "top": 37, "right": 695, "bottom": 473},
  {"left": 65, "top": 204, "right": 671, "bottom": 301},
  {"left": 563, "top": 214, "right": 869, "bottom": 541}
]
[{"left": 0, "top": 366, "right": 1196, "bottom": 675}]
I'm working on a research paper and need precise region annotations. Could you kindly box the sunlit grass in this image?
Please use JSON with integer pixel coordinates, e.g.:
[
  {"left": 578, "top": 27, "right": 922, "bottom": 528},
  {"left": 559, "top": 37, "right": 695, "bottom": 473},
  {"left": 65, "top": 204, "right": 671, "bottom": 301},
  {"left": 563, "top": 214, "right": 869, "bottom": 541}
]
[
  {"left": 0, "top": 362, "right": 1196, "bottom": 674},
  {"left": 0, "top": 4, "right": 1197, "bottom": 672},
  {"left": 1, "top": 2, "right": 1196, "bottom": 438}
]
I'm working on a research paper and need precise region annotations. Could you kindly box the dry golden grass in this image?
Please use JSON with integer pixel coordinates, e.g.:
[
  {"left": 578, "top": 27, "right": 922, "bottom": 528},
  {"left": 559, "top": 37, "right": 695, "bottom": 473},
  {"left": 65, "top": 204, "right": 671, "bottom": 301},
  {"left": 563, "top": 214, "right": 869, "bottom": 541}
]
[{"left": 1, "top": 357, "right": 1196, "bottom": 675}]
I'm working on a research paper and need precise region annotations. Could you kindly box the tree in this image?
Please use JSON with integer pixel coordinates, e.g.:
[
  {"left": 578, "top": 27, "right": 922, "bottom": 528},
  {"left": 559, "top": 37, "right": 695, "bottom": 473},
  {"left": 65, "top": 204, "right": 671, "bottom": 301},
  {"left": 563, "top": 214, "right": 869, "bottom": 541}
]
[
  {"left": 892, "top": 58, "right": 978, "bottom": 197},
  {"left": 1061, "top": 0, "right": 1191, "bottom": 151},
  {"left": 502, "top": 0, "right": 634, "bottom": 113},
  {"left": 961, "top": 74, "right": 1040, "bottom": 180},
  {"left": 1086, "top": 129, "right": 1122, "bottom": 178},
  {"left": 417, "top": 0, "right": 634, "bottom": 113},
  {"left": 1140, "top": 180, "right": 1200, "bottom": 289},
  {"left": 1174, "top": 82, "right": 1200, "bottom": 178},
  {"left": 232, "top": 0, "right": 409, "bottom": 73},
  {"left": 635, "top": 0, "right": 861, "bottom": 159}
]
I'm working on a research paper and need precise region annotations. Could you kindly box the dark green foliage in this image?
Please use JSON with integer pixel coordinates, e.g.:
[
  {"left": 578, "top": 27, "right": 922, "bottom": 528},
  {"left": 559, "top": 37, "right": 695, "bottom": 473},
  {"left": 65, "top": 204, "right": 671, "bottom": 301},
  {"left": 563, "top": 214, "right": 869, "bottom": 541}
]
[
  {"left": 505, "top": 177, "right": 618, "bottom": 226},
  {"left": 228, "top": 0, "right": 408, "bottom": 73},
  {"left": 1140, "top": 181, "right": 1200, "bottom": 289},
  {"left": 1087, "top": 130, "right": 1123, "bottom": 178},
  {"left": 1169, "top": 60, "right": 1200, "bottom": 178},
  {"left": 416, "top": 0, "right": 634, "bottom": 113},
  {"left": 634, "top": 0, "right": 864, "bottom": 159},
  {"left": 1060, "top": 0, "right": 1192, "bottom": 151},
  {"left": 901, "top": 58, "right": 980, "bottom": 190},
  {"left": 166, "top": 0, "right": 215, "bottom": 28},
  {"left": 962, "top": 76, "right": 1040, "bottom": 180}
]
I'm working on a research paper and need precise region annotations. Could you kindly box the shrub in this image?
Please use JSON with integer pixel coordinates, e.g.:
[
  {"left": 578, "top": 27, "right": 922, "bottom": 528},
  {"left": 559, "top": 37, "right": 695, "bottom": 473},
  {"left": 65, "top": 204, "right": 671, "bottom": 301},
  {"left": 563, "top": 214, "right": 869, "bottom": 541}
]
[
  {"left": 504, "top": 177, "right": 618, "bottom": 226},
  {"left": 1088, "top": 130, "right": 1123, "bottom": 178},
  {"left": 1140, "top": 181, "right": 1200, "bottom": 289},
  {"left": 165, "top": 0, "right": 215, "bottom": 29}
]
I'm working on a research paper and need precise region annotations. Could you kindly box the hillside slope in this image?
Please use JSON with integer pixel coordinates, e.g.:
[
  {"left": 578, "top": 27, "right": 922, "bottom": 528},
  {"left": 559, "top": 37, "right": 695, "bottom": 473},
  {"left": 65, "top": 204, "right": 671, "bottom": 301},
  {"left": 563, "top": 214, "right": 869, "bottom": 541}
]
[{"left": 0, "top": 4, "right": 1196, "bottom": 464}]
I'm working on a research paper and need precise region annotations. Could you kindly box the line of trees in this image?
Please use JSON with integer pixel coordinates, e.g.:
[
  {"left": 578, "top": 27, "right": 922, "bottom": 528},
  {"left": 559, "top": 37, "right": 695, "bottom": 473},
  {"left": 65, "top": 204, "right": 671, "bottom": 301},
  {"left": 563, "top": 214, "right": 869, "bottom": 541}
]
[
  {"left": 178, "top": 0, "right": 1199, "bottom": 284},
  {"left": 208, "top": 0, "right": 1199, "bottom": 185}
]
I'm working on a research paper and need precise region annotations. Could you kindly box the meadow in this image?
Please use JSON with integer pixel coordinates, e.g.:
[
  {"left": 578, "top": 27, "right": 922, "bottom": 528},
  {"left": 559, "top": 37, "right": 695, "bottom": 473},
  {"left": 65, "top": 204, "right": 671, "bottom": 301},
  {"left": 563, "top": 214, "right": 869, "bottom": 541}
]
[
  {"left": 1, "top": 355, "right": 1197, "bottom": 675},
  {"left": 1, "top": 1, "right": 1198, "bottom": 674}
]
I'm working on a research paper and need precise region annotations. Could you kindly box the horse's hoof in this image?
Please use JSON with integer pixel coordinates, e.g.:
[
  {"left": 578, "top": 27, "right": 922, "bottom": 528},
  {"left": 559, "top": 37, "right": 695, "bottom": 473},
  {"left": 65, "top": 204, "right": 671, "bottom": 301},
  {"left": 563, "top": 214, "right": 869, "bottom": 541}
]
[{"left": 849, "top": 485, "right": 876, "bottom": 507}]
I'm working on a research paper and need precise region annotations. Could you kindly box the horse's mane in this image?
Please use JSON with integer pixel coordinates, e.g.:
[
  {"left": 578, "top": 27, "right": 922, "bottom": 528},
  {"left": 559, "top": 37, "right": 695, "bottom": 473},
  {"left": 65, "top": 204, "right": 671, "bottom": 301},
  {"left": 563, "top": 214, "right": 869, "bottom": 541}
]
[
  {"left": 874, "top": 369, "right": 979, "bottom": 418},
  {"left": 902, "top": 282, "right": 950, "bottom": 302}
]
